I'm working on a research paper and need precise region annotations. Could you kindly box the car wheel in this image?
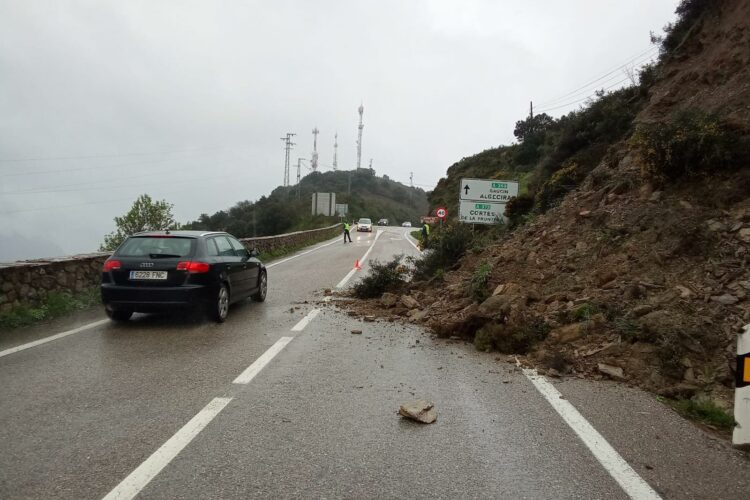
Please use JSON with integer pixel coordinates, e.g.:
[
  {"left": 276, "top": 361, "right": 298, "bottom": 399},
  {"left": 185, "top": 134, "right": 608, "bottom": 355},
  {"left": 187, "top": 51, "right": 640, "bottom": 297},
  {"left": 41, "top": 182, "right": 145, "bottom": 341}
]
[
  {"left": 210, "top": 283, "right": 230, "bottom": 323},
  {"left": 105, "top": 306, "right": 132, "bottom": 322},
  {"left": 252, "top": 271, "right": 267, "bottom": 302}
]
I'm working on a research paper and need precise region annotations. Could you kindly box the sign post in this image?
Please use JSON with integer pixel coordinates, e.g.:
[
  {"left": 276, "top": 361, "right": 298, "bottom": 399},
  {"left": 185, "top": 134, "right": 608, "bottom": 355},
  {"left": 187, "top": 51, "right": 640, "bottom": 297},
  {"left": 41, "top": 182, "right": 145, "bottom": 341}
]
[
  {"left": 435, "top": 207, "right": 447, "bottom": 228},
  {"left": 458, "top": 178, "right": 518, "bottom": 225},
  {"left": 735, "top": 324, "right": 750, "bottom": 448}
]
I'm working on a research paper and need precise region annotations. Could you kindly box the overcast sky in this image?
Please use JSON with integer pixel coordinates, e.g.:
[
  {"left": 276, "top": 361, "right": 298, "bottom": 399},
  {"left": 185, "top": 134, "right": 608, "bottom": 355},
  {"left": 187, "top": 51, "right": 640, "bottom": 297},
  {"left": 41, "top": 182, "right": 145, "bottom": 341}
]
[{"left": 0, "top": 0, "right": 678, "bottom": 261}]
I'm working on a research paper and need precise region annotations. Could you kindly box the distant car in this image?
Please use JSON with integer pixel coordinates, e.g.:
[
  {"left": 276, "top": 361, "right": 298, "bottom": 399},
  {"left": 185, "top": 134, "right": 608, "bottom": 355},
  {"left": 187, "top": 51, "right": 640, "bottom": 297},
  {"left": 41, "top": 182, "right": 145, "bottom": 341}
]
[
  {"left": 101, "top": 230, "right": 267, "bottom": 323},
  {"left": 357, "top": 218, "right": 373, "bottom": 232},
  {"left": 402, "top": 221, "right": 412, "bottom": 227},
  {"left": 377, "top": 219, "right": 389, "bottom": 226}
]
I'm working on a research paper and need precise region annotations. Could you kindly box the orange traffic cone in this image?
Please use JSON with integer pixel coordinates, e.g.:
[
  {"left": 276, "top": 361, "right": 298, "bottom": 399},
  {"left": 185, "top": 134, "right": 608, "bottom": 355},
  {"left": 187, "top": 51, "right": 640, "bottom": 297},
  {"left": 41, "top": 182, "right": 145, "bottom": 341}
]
[{"left": 354, "top": 259, "right": 362, "bottom": 270}]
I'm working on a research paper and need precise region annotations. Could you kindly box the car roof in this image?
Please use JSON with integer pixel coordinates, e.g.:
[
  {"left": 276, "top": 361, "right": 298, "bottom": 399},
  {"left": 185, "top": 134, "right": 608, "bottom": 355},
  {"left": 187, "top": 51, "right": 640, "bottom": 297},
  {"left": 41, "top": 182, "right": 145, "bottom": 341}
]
[{"left": 132, "top": 230, "right": 229, "bottom": 238}]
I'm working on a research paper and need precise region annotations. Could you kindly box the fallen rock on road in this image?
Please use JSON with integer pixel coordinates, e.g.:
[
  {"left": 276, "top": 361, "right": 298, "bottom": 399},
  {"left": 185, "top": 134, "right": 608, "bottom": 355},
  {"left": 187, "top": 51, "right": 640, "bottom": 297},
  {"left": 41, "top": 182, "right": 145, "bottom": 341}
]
[{"left": 399, "top": 400, "right": 437, "bottom": 424}]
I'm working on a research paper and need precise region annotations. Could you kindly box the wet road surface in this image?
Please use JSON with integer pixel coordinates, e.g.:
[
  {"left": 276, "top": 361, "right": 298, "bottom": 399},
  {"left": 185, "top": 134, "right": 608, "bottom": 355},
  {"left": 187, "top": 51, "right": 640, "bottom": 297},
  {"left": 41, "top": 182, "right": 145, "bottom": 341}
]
[{"left": 1, "top": 227, "right": 748, "bottom": 499}]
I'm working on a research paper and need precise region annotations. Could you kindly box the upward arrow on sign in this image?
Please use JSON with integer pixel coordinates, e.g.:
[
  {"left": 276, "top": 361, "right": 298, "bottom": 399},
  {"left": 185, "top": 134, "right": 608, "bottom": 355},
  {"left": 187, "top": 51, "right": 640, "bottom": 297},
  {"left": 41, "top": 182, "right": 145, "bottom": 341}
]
[{"left": 463, "top": 185, "right": 470, "bottom": 195}]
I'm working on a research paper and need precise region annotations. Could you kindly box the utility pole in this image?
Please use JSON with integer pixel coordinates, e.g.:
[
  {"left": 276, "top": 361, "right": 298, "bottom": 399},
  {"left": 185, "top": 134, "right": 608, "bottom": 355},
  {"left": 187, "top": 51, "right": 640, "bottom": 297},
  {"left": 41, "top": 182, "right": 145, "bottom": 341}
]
[
  {"left": 296, "top": 157, "right": 303, "bottom": 200},
  {"left": 332, "top": 132, "right": 338, "bottom": 171},
  {"left": 356, "top": 103, "right": 364, "bottom": 170},
  {"left": 280, "top": 133, "right": 296, "bottom": 186},
  {"left": 369, "top": 158, "right": 373, "bottom": 174},
  {"left": 311, "top": 127, "right": 319, "bottom": 172},
  {"left": 529, "top": 101, "right": 534, "bottom": 119},
  {"left": 409, "top": 171, "right": 414, "bottom": 206}
]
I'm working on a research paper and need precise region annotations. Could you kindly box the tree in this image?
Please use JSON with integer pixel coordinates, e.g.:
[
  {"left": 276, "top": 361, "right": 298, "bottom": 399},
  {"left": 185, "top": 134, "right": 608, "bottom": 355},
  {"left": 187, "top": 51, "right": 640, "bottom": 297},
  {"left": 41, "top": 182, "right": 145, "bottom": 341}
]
[
  {"left": 100, "top": 194, "right": 179, "bottom": 251},
  {"left": 513, "top": 113, "right": 555, "bottom": 142}
]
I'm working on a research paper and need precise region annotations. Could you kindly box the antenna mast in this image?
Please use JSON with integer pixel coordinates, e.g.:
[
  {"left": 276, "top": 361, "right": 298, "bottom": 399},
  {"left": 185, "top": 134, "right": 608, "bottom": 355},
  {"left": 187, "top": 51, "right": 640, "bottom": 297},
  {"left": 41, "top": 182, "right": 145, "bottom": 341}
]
[
  {"left": 311, "top": 127, "right": 319, "bottom": 172},
  {"left": 356, "top": 103, "right": 364, "bottom": 170},
  {"left": 332, "top": 132, "right": 338, "bottom": 170}
]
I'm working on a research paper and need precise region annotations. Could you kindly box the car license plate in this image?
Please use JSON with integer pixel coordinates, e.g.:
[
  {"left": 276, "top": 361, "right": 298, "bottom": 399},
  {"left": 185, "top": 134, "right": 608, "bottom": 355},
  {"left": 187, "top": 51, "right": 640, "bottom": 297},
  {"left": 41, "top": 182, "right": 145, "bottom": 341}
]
[{"left": 129, "top": 270, "right": 168, "bottom": 280}]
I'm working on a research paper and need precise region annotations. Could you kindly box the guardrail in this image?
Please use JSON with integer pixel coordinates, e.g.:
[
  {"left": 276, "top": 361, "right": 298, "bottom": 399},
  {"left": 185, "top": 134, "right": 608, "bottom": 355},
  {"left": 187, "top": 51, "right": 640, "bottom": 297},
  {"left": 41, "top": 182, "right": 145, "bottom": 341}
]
[{"left": 0, "top": 223, "right": 342, "bottom": 314}]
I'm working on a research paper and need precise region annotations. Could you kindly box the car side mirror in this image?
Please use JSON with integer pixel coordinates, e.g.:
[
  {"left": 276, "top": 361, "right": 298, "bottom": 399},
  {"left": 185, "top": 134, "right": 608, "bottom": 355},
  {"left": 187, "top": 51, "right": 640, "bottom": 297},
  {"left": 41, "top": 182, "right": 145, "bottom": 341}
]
[{"left": 250, "top": 248, "right": 259, "bottom": 258}]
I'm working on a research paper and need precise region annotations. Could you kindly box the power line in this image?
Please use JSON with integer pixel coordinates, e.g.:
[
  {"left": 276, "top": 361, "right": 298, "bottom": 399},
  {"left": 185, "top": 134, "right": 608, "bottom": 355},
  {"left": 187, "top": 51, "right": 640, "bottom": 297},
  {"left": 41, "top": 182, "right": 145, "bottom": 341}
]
[
  {"left": 535, "top": 76, "right": 633, "bottom": 114},
  {"left": 0, "top": 145, "right": 239, "bottom": 163},
  {"left": 0, "top": 148, "right": 231, "bottom": 178},
  {"left": 0, "top": 170, "right": 260, "bottom": 215},
  {"left": 536, "top": 46, "right": 657, "bottom": 108},
  {"left": 0, "top": 156, "right": 246, "bottom": 196}
]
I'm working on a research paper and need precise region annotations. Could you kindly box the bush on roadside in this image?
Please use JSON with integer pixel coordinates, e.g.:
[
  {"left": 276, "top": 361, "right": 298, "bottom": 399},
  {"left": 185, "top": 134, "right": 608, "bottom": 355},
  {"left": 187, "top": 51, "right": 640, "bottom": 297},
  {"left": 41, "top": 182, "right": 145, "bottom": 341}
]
[
  {"left": 0, "top": 288, "right": 100, "bottom": 330},
  {"left": 351, "top": 255, "right": 409, "bottom": 299},
  {"left": 630, "top": 110, "right": 745, "bottom": 183},
  {"left": 468, "top": 261, "right": 492, "bottom": 303},
  {"left": 411, "top": 223, "right": 474, "bottom": 280}
]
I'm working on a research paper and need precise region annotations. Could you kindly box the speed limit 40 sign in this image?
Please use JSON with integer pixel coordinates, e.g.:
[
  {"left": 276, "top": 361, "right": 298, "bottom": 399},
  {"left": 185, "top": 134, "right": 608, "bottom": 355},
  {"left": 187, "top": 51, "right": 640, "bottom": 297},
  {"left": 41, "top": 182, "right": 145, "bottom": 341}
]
[{"left": 436, "top": 207, "right": 447, "bottom": 220}]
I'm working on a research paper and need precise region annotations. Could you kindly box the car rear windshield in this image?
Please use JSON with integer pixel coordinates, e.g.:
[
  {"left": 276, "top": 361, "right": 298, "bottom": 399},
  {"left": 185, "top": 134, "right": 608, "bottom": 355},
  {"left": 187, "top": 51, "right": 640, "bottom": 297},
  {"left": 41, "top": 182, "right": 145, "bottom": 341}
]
[
  {"left": 115, "top": 236, "right": 195, "bottom": 258},
  {"left": 359, "top": 218, "right": 371, "bottom": 224}
]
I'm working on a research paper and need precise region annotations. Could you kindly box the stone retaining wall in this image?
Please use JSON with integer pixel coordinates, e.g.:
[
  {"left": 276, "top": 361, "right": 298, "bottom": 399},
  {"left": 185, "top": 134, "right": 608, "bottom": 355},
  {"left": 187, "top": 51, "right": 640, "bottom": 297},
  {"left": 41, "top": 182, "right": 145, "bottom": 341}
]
[{"left": 0, "top": 224, "right": 341, "bottom": 314}]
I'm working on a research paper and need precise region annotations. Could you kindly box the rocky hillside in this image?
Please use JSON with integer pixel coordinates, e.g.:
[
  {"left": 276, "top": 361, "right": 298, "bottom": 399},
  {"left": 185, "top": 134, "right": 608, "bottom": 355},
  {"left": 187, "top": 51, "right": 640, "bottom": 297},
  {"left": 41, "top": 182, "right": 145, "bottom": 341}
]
[{"left": 350, "top": 0, "right": 750, "bottom": 418}]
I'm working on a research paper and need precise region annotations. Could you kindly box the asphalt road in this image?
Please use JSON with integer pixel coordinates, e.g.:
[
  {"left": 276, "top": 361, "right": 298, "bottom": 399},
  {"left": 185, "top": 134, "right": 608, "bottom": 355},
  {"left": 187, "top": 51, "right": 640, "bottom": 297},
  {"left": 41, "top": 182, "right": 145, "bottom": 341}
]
[{"left": 1, "top": 226, "right": 748, "bottom": 499}]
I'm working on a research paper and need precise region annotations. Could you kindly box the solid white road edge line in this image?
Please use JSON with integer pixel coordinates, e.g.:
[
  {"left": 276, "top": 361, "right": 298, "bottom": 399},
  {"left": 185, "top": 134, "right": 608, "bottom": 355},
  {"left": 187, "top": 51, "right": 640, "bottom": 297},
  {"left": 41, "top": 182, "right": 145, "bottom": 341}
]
[
  {"left": 266, "top": 237, "right": 340, "bottom": 268},
  {"left": 101, "top": 397, "right": 233, "bottom": 500},
  {"left": 336, "top": 230, "right": 383, "bottom": 289},
  {"left": 291, "top": 309, "right": 320, "bottom": 331},
  {"left": 232, "top": 336, "right": 294, "bottom": 384},
  {"left": 0, "top": 319, "right": 110, "bottom": 359},
  {"left": 521, "top": 367, "right": 662, "bottom": 500},
  {"left": 403, "top": 229, "right": 421, "bottom": 252}
]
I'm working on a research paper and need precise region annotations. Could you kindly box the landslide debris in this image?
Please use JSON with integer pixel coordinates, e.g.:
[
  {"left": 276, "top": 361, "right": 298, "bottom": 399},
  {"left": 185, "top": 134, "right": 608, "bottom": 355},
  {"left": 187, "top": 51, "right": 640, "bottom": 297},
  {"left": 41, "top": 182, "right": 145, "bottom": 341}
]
[{"left": 345, "top": 0, "right": 750, "bottom": 419}]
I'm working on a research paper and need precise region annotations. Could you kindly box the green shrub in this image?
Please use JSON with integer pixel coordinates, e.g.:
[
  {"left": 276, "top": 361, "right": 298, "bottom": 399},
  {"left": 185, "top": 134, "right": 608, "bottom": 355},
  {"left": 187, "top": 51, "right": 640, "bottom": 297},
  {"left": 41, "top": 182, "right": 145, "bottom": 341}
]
[
  {"left": 468, "top": 261, "right": 492, "bottom": 303},
  {"left": 411, "top": 223, "right": 474, "bottom": 280},
  {"left": 534, "top": 162, "right": 586, "bottom": 212},
  {"left": 630, "top": 110, "right": 744, "bottom": 182},
  {"left": 658, "top": 0, "right": 714, "bottom": 59},
  {"left": 613, "top": 317, "right": 643, "bottom": 342},
  {"left": 352, "top": 255, "right": 408, "bottom": 299},
  {"left": 571, "top": 302, "right": 600, "bottom": 322}
]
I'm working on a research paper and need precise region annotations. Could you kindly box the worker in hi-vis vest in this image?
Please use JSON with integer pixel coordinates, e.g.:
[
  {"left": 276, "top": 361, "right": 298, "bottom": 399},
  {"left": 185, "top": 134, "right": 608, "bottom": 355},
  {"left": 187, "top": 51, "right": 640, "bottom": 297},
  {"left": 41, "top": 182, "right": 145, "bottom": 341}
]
[
  {"left": 421, "top": 221, "right": 430, "bottom": 245},
  {"left": 343, "top": 222, "right": 352, "bottom": 243}
]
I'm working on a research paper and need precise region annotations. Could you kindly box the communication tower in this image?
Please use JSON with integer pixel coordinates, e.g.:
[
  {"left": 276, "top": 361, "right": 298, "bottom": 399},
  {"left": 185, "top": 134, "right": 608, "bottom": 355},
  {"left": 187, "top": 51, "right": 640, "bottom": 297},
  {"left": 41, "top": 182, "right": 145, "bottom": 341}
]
[
  {"left": 356, "top": 103, "right": 364, "bottom": 170},
  {"left": 311, "top": 127, "right": 319, "bottom": 172},
  {"left": 280, "top": 133, "right": 296, "bottom": 186},
  {"left": 332, "top": 132, "right": 338, "bottom": 170}
]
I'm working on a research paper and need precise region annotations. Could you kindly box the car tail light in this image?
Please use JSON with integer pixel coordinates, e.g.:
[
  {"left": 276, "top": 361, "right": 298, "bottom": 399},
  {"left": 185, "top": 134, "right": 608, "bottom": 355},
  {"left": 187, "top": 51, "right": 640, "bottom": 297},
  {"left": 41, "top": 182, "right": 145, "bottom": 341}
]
[
  {"left": 176, "top": 261, "right": 211, "bottom": 273},
  {"left": 103, "top": 259, "right": 121, "bottom": 272}
]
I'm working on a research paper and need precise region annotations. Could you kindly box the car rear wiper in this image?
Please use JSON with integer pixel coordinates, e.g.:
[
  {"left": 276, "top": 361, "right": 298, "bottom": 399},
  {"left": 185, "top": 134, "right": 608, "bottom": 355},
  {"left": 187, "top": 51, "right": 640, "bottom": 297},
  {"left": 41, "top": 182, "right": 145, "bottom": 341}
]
[{"left": 149, "top": 253, "right": 183, "bottom": 258}]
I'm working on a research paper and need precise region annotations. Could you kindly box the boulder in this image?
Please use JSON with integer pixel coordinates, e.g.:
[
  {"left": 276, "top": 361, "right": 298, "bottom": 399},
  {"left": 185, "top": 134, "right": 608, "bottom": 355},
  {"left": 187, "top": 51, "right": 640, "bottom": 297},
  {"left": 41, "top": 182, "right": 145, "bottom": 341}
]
[
  {"left": 477, "top": 295, "right": 511, "bottom": 319},
  {"left": 401, "top": 295, "right": 420, "bottom": 309},
  {"left": 710, "top": 294, "right": 738, "bottom": 305},
  {"left": 738, "top": 227, "right": 750, "bottom": 243},
  {"left": 399, "top": 400, "right": 437, "bottom": 424},
  {"left": 597, "top": 363, "right": 625, "bottom": 380},
  {"left": 550, "top": 322, "right": 586, "bottom": 343},
  {"left": 381, "top": 292, "right": 398, "bottom": 307}
]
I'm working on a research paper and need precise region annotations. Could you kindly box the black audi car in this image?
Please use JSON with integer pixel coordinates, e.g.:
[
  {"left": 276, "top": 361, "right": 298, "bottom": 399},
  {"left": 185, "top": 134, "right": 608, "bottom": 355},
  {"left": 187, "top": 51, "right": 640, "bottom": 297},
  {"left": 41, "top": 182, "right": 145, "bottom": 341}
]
[{"left": 101, "top": 230, "right": 267, "bottom": 323}]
